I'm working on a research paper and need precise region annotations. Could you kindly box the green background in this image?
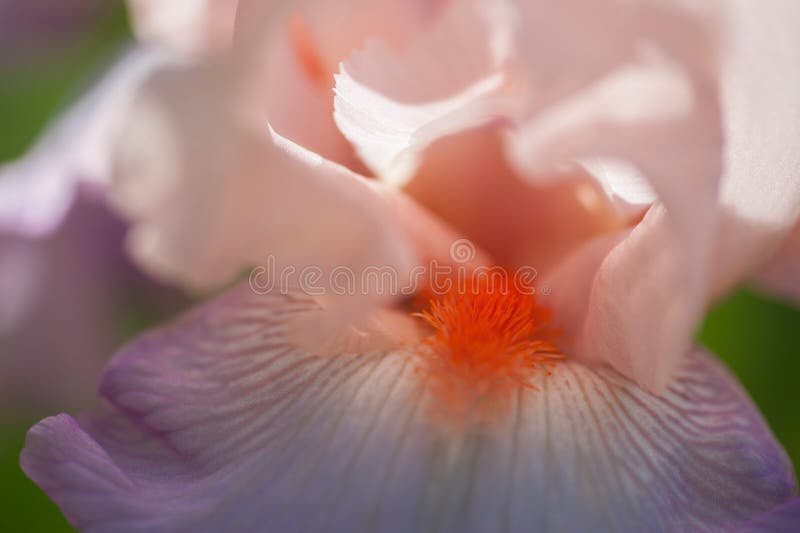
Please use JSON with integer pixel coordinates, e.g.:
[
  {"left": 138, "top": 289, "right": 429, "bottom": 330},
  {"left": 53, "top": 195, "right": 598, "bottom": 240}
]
[{"left": 0, "top": 5, "right": 798, "bottom": 531}]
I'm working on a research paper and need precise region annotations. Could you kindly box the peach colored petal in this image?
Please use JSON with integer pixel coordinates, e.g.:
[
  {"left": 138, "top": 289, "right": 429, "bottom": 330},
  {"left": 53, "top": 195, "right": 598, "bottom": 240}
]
[
  {"left": 510, "top": 0, "right": 719, "bottom": 115},
  {"left": 708, "top": 0, "right": 800, "bottom": 301},
  {"left": 507, "top": 0, "right": 722, "bottom": 230},
  {"left": 405, "top": 127, "right": 627, "bottom": 273},
  {"left": 333, "top": 0, "right": 519, "bottom": 185},
  {"left": 110, "top": 64, "right": 415, "bottom": 295},
  {"left": 235, "top": 0, "right": 443, "bottom": 70},
  {"left": 127, "top": 0, "right": 238, "bottom": 57},
  {"left": 513, "top": 0, "right": 800, "bottom": 392},
  {"left": 751, "top": 221, "right": 800, "bottom": 305},
  {"left": 263, "top": 17, "right": 366, "bottom": 171},
  {"left": 239, "top": 0, "right": 453, "bottom": 174}
]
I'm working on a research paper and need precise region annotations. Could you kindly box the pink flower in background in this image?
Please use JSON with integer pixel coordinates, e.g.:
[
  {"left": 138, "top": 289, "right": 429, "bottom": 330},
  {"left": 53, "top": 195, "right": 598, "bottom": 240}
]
[{"left": 14, "top": 0, "right": 800, "bottom": 531}]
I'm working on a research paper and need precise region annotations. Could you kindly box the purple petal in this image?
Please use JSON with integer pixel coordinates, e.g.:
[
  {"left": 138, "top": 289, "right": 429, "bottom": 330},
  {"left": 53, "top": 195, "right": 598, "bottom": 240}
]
[
  {"left": 0, "top": 193, "right": 185, "bottom": 417},
  {"left": 739, "top": 498, "right": 800, "bottom": 532},
  {"left": 22, "top": 285, "right": 797, "bottom": 532}
]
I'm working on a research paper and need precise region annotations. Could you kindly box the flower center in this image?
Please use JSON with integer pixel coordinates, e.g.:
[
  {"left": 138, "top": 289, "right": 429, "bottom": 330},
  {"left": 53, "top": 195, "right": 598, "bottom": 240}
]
[{"left": 414, "top": 270, "right": 563, "bottom": 423}]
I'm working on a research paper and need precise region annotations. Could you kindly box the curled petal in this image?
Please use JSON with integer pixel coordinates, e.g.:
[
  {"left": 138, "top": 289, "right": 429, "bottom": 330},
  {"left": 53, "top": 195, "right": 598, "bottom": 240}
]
[
  {"left": 263, "top": 17, "right": 365, "bottom": 170},
  {"left": 22, "top": 286, "right": 797, "bottom": 532},
  {"left": 333, "top": 0, "right": 518, "bottom": 185}
]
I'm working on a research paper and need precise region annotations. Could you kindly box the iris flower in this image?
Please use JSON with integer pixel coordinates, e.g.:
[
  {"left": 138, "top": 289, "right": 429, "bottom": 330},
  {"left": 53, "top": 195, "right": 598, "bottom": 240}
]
[{"left": 16, "top": 0, "right": 800, "bottom": 531}]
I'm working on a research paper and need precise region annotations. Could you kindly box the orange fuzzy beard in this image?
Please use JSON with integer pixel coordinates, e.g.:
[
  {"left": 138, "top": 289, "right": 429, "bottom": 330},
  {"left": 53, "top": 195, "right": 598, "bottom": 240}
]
[{"left": 414, "top": 273, "right": 563, "bottom": 425}]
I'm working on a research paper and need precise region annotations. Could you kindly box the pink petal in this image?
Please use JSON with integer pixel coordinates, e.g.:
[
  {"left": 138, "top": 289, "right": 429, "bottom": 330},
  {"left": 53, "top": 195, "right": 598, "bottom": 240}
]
[
  {"left": 126, "top": 0, "right": 238, "bottom": 57},
  {"left": 21, "top": 285, "right": 797, "bottom": 532},
  {"left": 0, "top": 48, "right": 173, "bottom": 237},
  {"left": 263, "top": 14, "right": 367, "bottom": 170},
  {"left": 710, "top": 0, "right": 800, "bottom": 300},
  {"left": 509, "top": 0, "right": 719, "bottom": 106},
  {"left": 239, "top": 0, "right": 445, "bottom": 75},
  {"left": 405, "top": 126, "right": 627, "bottom": 271},
  {"left": 110, "top": 63, "right": 418, "bottom": 294},
  {"left": 243, "top": 0, "right": 453, "bottom": 177},
  {"left": 333, "top": 0, "right": 517, "bottom": 185},
  {"left": 751, "top": 221, "right": 800, "bottom": 305},
  {"left": 523, "top": 1, "right": 800, "bottom": 391}
]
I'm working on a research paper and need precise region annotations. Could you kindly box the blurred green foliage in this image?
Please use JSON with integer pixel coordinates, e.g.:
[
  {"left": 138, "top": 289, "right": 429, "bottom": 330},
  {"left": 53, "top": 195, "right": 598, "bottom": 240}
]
[
  {"left": 0, "top": 4, "right": 130, "bottom": 162},
  {"left": 0, "top": 4, "right": 797, "bottom": 532}
]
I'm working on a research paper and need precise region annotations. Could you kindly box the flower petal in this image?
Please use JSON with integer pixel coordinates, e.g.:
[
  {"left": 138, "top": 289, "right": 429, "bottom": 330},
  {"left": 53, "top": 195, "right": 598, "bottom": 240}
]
[
  {"left": 739, "top": 499, "right": 800, "bottom": 533},
  {"left": 110, "top": 62, "right": 419, "bottom": 294},
  {"left": 0, "top": 194, "right": 185, "bottom": 417},
  {"left": 126, "top": 0, "right": 238, "bottom": 57},
  {"left": 263, "top": 16, "right": 366, "bottom": 170},
  {"left": 0, "top": 48, "right": 173, "bottom": 237},
  {"left": 333, "top": 0, "right": 517, "bottom": 185},
  {"left": 710, "top": 0, "right": 800, "bottom": 299},
  {"left": 22, "top": 285, "right": 797, "bottom": 532},
  {"left": 404, "top": 126, "right": 626, "bottom": 270},
  {"left": 751, "top": 222, "right": 800, "bottom": 305},
  {"left": 529, "top": 0, "right": 800, "bottom": 392}
]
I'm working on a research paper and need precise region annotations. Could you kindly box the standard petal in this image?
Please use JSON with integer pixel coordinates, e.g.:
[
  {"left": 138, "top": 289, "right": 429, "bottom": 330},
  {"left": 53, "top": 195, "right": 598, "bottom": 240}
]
[
  {"left": 710, "top": 0, "right": 800, "bottom": 300},
  {"left": 126, "top": 0, "right": 238, "bottom": 57},
  {"left": 751, "top": 222, "right": 800, "bottom": 305},
  {"left": 526, "top": 0, "right": 800, "bottom": 392},
  {"left": 111, "top": 62, "right": 419, "bottom": 294},
  {"left": 333, "top": 0, "right": 518, "bottom": 185},
  {"left": 0, "top": 48, "right": 174, "bottom": 237},
  {"left": 22, "top": 285, "right": 797, "bottom": 532},
  {"left": 263, "top": 16, "right": 366, "bottom": 171}
]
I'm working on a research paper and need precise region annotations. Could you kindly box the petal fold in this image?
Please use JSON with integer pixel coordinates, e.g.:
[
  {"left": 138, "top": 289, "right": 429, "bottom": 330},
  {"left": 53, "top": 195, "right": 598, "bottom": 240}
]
[
  {"left": 110, "top": 63, "right": 416, "bottom": 294},
  {"left": 333, "top": 0, "right": 517, "bottom": 185}
]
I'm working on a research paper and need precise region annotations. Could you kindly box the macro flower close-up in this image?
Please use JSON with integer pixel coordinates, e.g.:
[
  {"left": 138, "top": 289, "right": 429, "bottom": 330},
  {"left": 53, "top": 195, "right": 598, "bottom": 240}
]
[{"left": 2, "top": 0, "right": 800, "bottom": 531}]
